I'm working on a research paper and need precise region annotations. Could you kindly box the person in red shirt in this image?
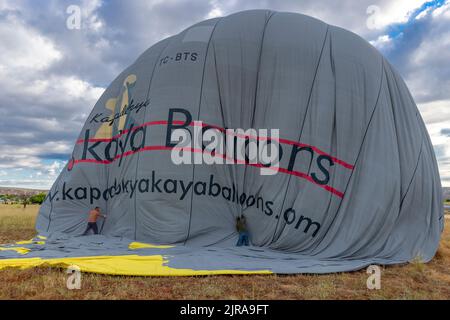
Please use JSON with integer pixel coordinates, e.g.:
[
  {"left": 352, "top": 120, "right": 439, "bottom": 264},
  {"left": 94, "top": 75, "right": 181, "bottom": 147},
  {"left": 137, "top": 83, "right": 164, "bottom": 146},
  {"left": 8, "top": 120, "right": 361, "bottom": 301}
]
[{"left": 82, "top": 207, "right": 106, "bottom": 235}]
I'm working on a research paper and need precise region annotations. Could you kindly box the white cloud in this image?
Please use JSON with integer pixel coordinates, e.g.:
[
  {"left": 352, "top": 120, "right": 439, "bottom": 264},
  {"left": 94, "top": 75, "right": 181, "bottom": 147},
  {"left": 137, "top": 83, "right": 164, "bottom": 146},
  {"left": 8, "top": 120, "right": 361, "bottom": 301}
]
[
  {"left": 0, "top": 0, "right": 17, "bottom": 11},
  {"left": 418, "top": 100, "right": 450, "bottom": 187},
  {"left": 16, "top": 76, "right": 104, "bottom": 105},
  {"left": 206, "top": 0, "right": 224, "bottom": 19},
  {"left": 370, "top": 34, "right": 393, "bottom": 49},
  {"left": 367, "top": 0, "right": 428, "bottom": 30},
  {"left": 0, "top": 139, "right": 72, "bottom": 191},
  {"left": 0, "top": 153, "right": 66, "bottom": 189},
  {"left": 0, "top": 15, "right": 62, "bottom": 71},
  {"left": 403, "top": 4, "right": 450, "bottom": 104},
  {"left": 415, "top": 7, "right": 431, "bottom": 20},
  {"left": 0, "top": 7, "right": 104, "bottom": 112},
  {"left": 410, "top": 32, "right": 450, "bottom": 66},
  {"left": 44, "top": 161, "right": 65, "bottom": 177},
  {"left": 432, "top": 1, "right": 450, "bottom": 18},
  {"left": 418, "top": 100, "right": 450, "bottom": 125},
  {"left": 80, "top": 0, "right": 104, "bottom": 31}
]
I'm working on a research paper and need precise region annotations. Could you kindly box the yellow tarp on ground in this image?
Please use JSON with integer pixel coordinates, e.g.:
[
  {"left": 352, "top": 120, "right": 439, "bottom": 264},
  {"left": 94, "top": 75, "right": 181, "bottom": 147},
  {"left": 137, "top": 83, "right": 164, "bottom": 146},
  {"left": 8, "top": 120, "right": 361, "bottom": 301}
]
[
  {"left": 0, "top": 247, "right": 30, "bottom": 255},
  {"left": 0, "top": 237, "right": 270, "bottom": 276},
  {"left": 15, "top": 240, "right": 45, "bottom": 245},
  {"left": 128, "top": 242, "right": 173, "bottom": 250},
  {"left": 0, "top": 254, "right": 272, "bottom": 276}
]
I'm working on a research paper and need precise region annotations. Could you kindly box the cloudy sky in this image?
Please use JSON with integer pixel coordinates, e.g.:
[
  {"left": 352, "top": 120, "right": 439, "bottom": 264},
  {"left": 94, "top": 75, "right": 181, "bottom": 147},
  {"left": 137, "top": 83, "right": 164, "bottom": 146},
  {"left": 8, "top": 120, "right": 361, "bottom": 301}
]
[{"left": 0, "top": 0, "right": 449, "bottom": 189}]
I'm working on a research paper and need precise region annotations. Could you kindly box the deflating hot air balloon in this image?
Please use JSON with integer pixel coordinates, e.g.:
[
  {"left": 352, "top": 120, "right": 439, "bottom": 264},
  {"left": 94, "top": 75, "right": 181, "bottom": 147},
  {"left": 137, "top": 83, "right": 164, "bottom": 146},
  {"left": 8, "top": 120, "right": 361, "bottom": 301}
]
[{"left": 1, "top": 10, "right": 443, "bottom": 275}]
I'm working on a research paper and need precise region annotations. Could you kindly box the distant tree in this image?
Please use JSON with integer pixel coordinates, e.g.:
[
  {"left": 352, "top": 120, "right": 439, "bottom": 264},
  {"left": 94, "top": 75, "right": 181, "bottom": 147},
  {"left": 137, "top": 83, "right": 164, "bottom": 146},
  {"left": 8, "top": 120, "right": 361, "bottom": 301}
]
[
  {"left": 29, "top": 193, "right": 47, "bottom": 205},
  {"left": 23, "top": 198, "right": 29, "bottom": 208}
]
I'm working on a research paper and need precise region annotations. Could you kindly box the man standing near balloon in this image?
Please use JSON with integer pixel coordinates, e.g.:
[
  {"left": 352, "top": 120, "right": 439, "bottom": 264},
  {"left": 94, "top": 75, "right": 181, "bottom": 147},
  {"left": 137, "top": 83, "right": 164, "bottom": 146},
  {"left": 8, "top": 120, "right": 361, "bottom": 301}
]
[{"left": 236, "top": 215, "right": 250, "bottom": 246}]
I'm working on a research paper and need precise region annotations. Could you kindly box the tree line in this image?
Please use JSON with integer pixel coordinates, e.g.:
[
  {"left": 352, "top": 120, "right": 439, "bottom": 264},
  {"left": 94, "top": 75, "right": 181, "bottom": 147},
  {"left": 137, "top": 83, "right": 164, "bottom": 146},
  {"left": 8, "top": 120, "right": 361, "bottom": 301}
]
[{"left": 0, "top": 193, "right": 47, "bottom": 206}]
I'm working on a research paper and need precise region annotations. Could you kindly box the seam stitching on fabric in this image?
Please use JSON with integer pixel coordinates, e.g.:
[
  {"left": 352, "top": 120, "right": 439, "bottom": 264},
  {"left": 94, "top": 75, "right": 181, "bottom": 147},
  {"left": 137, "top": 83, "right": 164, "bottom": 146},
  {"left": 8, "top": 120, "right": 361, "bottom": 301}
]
[
  {"left": 270, "top": 24, "right": 330, "bottom": 243},
  {"left": 132, "top": 40, "right": 172, "bottom": 239},
  {"left": 309, "top": 56, "right": 386, "bottom": 254},
  {"left": 184, "top": 18, "right": 222, "bottom": 245}
]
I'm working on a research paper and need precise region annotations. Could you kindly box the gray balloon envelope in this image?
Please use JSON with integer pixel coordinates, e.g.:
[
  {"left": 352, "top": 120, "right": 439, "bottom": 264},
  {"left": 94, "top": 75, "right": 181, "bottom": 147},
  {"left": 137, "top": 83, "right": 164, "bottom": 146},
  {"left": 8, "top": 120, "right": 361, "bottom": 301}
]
[{"left": 33, "top": 10, "right": 444, "bottom": 273}]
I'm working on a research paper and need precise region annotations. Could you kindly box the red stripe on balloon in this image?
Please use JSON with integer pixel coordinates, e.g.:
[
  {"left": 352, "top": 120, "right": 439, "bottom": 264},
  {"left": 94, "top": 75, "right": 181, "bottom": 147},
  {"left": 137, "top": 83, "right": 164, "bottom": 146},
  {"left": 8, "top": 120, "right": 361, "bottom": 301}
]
[
  {"left": 70, "top": 145, "right": 345, "bottom": 198},
  {"left": 76, "top": 120, "right": 354, "bottom": 170}
]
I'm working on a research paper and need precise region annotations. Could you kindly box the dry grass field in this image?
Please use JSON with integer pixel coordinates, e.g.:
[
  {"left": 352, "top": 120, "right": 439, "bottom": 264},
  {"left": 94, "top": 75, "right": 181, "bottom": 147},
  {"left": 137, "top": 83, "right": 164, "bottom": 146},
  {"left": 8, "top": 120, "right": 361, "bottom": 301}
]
[{"left": 0, "top": 204, "right": 449, "bottom": 300}]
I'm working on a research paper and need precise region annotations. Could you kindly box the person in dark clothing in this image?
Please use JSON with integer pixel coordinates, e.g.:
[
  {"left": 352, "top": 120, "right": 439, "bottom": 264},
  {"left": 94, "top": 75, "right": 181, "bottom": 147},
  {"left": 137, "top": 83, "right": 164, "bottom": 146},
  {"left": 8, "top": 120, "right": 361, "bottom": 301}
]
[
  {"left": 83, "top": 207, "right": 106, "bottom": 235},
  {"left": 236, "top": 215, "right": 249, "bottom": 246}
]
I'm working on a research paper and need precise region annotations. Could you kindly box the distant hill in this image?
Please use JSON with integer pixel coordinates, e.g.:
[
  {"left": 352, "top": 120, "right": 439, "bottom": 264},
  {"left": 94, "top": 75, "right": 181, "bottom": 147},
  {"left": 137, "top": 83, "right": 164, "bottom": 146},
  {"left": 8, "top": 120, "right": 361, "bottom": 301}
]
[
  {"left": 0, "top": 187, "right": 47, "bottom": 197},
  {"left": 444, "top": 187, "right": 450, "bottom": 201},
  {"left": 0, "top": 186, "right": 449, "bottom": 201}
]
